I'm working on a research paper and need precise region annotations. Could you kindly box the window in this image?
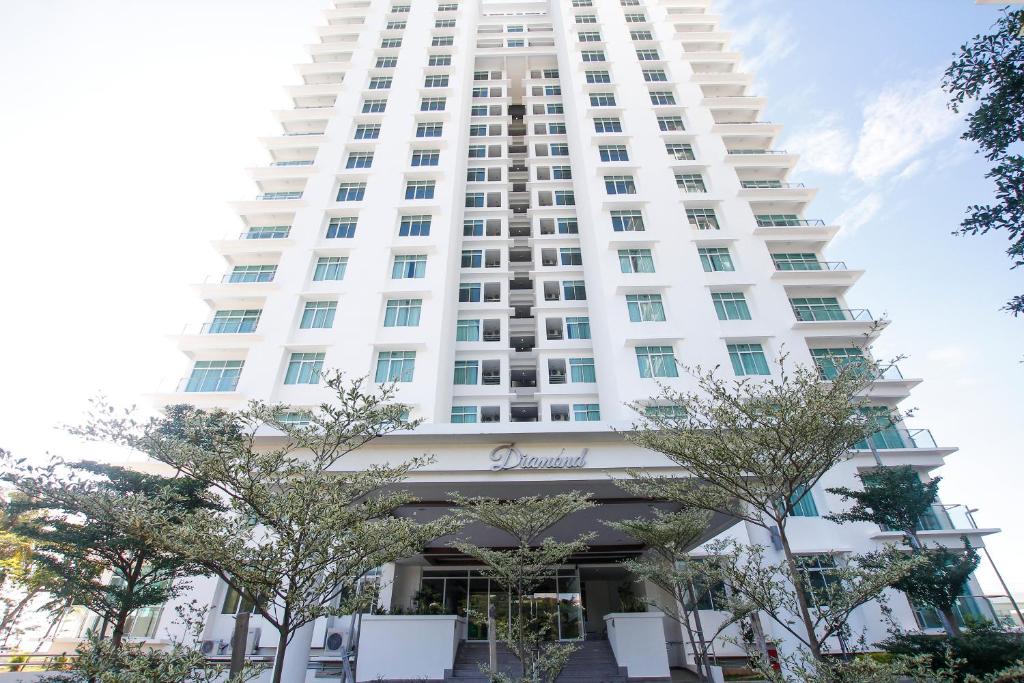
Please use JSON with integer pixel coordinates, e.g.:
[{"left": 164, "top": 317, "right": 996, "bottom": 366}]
[
  {"left": 460, "top": 282, "right": 486, "bottom": 303},
  {"left": 644, "top": 405, "right": 686, "bottom": 419},
  {"left": 658, "top": 116, "right": 685, "bottom": 131},
  {"left": 626, "top": 293, "right": 666, "bottom": 322},
  {"left": 547, "top": 122, "right": 567, "bottom": 134},
  {"left": 676, "top": 174, "right": 706, "bottom": 192},
  {"left": 554, "top": 190, "right": 575, "bottom": 205},
  {"left": 424, "top": 75, "right": 449, "bottom": 88},
  {"left": 566, "top": 316, "right": 591, "bottom": 339},
  {"left": 368, "top": 76, "right": 393, "bottom": 89},
  {"left": 326, "top": 217, "right": 357, "bottom": 239},
  {"left": 300, "top": 301, "right": 337, "bottom": 329},
  {"left": 431, "top": 36, "right": 454, "bottom": 47},
  {"left": 756, "top": 213, "right": 803, "bottom": 227},
  {"left": 362, "top": 98, "right": 387, "bottom": 113},
  {"left": 405, "top": 180, "right": 436, "bottom": 199},
  {"left": 411, "top": 149, "right": 440, "bottom": 167},
  {"left": 575, "top": 14, "right": 597, "bottom": 23},
  {"left": 569, "top": 357, "right": 596, "bottom": 383},
  {"left": 346, "top": 152, "right": 374, "bottom": 169},
  {"left": 562, "top": 280, "right": 586, "bottom": 300},
  {"left": 624, "top": 13, "right": 647, "bottom": 22},
  {"left": 559, "top": 247, "right": 583, "bottom": 266},
  {"left": 463, "top": 219, "right": 484, "bottom": 237},
  {"left": 686, "top": 208, "right": 720, "bottom": 230},
  {"left": 244, "top": 226, "right": 289, "bottom": 239},
  {"left": 650, "top": 90, "right": 675, "bottom": 105},
  {"left": 376, "top": 56, "right": 398, "bottom": 67},
  {"left": 630, "top": 30, "right": 653, "bottom": 40},
  {"left": 467, "top": 168, "right": 486, "bottom": 182},
  {"left": 783, "top": 485, "right": 819, "bottom": 517},
  {"left": 375, "top": 351, "right": 416, "bottom": 382},
  {"left": 313, "top": 256, "right": 347, "bottom": 281},
  {"left": 465, "top": 193, "right": 484, "bottom": 208},
  {"left": 636, "top": 49, "right": 660, "bottom": 61},
  {"left": 391, "top": 4, "right": 410, "bottom": 12},
  {"left": 594, "top": 117, "right": 622, "bottom": 133},
  {"left": 228, "top": 265, "right": 275, "bottom": 283},
  {"left": 221, "top": 585, "right": 258, "bottom": 615},
  {"left": 381, "top": 38, "right": 403, "bottom": 49},
  {"left": 461, "top": 250, "right": 483, "bottom": 268},
  {"left": 578, "top": 31, "right": 602, "bottom": 42},
  {"left": 611, "top": 210, "right": 645, "bottom": 232},
  {"left": 666, "top": 143, "right": 694, "bottom": 159},
  {"left": 399, "top": 214, "right": 432, "bottom": 236},
  {"left": 557, "top": 217, "right": 579, "bottom": 234},
  {"left": 285, "top": 352, "right": 325, "bottom": 385},
  {"left": 544, "top": 85, "right": 561, "bottom": 96},
  {"left": 546, "top": 103, "right": 565, "bottom": 114},
  {"left": 354, "top": 124, "right": 380, "bottom": 140},
  {"left": 385, "top": 21, "right": 406, "bottom": 30},
  {"left": 337, "top": 182, "right": 366, "bottom": 201},
  {"left": 573, "top": 403, "right": 601, "bottom": 421},
  {"left": 550, "top": 143, "right": 569, "bottom": 156},
  {"left": 552, "top": 166, "right": 572, "bottom": 180},
  {"left": 392, "top": 254, "right": 427, "bottom": 278},
  {"left": 471, "top": 105, "right": 488, "bottom": 117},
  {"left": 581, "top": 50, "right": 606, "bottom": 62},
  {"left": 435, "top": 18, "right": 455, "bottom": 27},
  {"left": 416, "top": 122, "right": 443, "bottom": 138},
  {"left": 698, "top": 247, "right": 734, "bottom": 272},
  {"left": 421, "top": 96, "right": 447, "bottom": 111},
  {"left": 451, "top": 406, "right": 477, "bottom": 423},
  {"left": 384, "top": 299, "right": 422, "bottom": 327},
  {"left": 790, "top": 297, "right": 845, "bottom": 322},
  {"left": 472, "top": 87, "right": 489, "bottom": 98},
  {"left": 453, "top": 360, "right": 479, "bottom": 385},
  {"left": 208, "top": 309, "right": 261, "bottom": 334},
  {"left": 618, "top": 249, "right": 655, "bottom": 273},
  {"left": 438, "top": 3, "right": 458, "bottom": 10},
  {"left": 599, "top": 145, "right": 629, "bottom": 162},
  {"left": 796, "top": 555, "right": 840, "bottom": 608},
  {"left": 586, "top": 70, "right": 611, "bottom": 84},
  {"left": 469, "top": 125, "right": 487, "bottom": 137},
  {"left": 590, "top": 92, "right": 616, "bottom": 107},
  {"left": 604, "top": 175, "right": 636, "bottom": 195},
  {"left": 642, "top": 68, "right": 667, "bottom": 82},
  {"left": 572, "top": 0, "right": 592, "bottom": 6},
  {"left": 711, "top": 292, "right": 750, "bottom": 320},
  {"left": 727, "top": 343, "right": 770, "bottom": 376},
  {"left": 773, "top": 253, "right": 822, "bottom": 271},
  {"left": 810, "top": 348, "right": 866, "bottom": 380},
  {"left": 456, "top": 319, "right": 480, "bottom": 341},
  {"left": 429, "top": 54, "right": 452, "bottom": 66},
  {"left": 185, "top": 360, "right": 242, "bottom": 392},
  {"left": 636, "top": 346, "right": 679, "bottom": 378}
]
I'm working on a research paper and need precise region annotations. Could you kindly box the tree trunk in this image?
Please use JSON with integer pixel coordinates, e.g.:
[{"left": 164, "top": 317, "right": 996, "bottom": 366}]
[
  {"left": 0, "top": 590, "right": 38, "bottom": 648},
  {"left": 110, "top": 608, "right": 130, "bottom": 650},
  {"left": 271, "top": 627, "right": 289, "bottom": 683},
  {"left": 940, "top": 607, "right": 961, "bottom": 637},
  {"left": 777, "top": 527, "right": 823, "bottom": 660}
]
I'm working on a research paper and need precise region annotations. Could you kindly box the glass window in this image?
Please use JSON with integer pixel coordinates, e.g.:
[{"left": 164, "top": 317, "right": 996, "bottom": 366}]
[
  {"left": 384, "top": 299, "right": 422, "bottom": 327},
  {"left": 569, "top": 358, "right": 596, "bottom": 383},
  {"left": 431, "top": 36, "right": 454, "bottom": 47},
  {"left": 573, "top": 403, "right": 601, "bottom": 421},
  {"left": 611, "top": 210, "right": 645, "bottom": 232},
  {"left": 810, "top": 348, "right": 866, "bottom": 380},
  {"left": 790, "top": 297, "right": 845, "bottom": 322},
  {"left": 244, "top": 225, "right": 290, "bottom": 239},
  {"left": 228, "top": 265, "right": 275, "bottom": 283},
  {"left": 285, "top": 352, "right": 325, "bottom": 384},
  {"left": 392, "top": 254, "right": 427, "bottom": 278},
  {"left": 550, "top": 144, "right": 570, "bottom": 156},
  {"left": 578, "top": 31, "right": 602, "bottom": 42},
  {"left": 368, "top": 76, "right": 393, "bottom": 89},
  {"left": 326, "top": 217, "right": 356, "bottom": 239},
  {"left": 666, "top": 143, "right": 694, "bottom": 160},
  {"left": 659, "top": 116, "right": 686, "bottom": 132},
  {"left": 566, "top": 316, "right": 591, "bottom": 339},
  {"left": 562, "top": 280, "right": 586, "bottom": 300},
  {"left": 773, "top": 253, "right": 823, "bottom": 271},
  {"left": 698, "top": 247, "right": 734, "bottom": 272},
  {"left": 186, "top": 360, "right": 243, "bottom": 392},
  {"left": 465, "top": 192, "right": 485, "bottom": 208},
  {"left": 421, "top": 96, "right": 447, "bottom": 111},
  {"left": 642, "top": 69, "right": 667, "bottom": 81},
  {"left": 399, "top": 214, "right": 432, "bottom": 236},
  {"left": 381, "top": 39, "right": 402, "bottom": 48},
  {"left": 554, "top": 190, "right": 575, "bottom": 205},
  {"left": 785, "top": 485, "right": 819, "bottom": 517},
  {"left": 589, "top": 93, "right": 616, "bottom": 107},
  {"left": 604, "top": 175, "right": 636, "bottom": 195},
  {"left": 636, "top": 345, "right": 679, "bottom": 378},
  {"left": 416, "top": 122, "right": 443, "bottom": 138},
  {"left": 374, "top": 350, "right": 416, "bottom": 383},
  {"left": 631, "top": 30, "right": 653, "bottom": 40},
  {"left": 208, "top": 309, "right": 261, "bottom": 334},
  {"left": 585, "top": 70, "right": 611, "bottom": 84},
  {"left": 676, "top": 174, "right": 706, "bottom": 192},
  {"left": 463, "top": 219, "right": 484, "bottom": 236},
  {"left": 346, "top": 152, "right": 374, "bottom": 169},
  {"left": 461, "top": 250, "right": 483, "bottom": 268},
  {"left": 796, "top": 555, "right": 840, "bottom": 608},
  {"left": 412, "top": 150, "right": 440, "bottom": 166},
  {"left": 424, "top": 75, "right": 449, "bottom": 88},
  {"left": 459, "top": 283, "right": 481, "bottom": 302},
  {"left": 711, "top": 292, "right": 750, "bottom": 320},
  {"left": 756, "top": 214, "right": 802, "bottom": 227},
  {"left": 599, "top": 145, "right": 629, "bottom": 162},
  {"left": 559, "top": 248, "right": 583, "bottom": 266},
  {"left": 557, "top": 217, "right": 579, "bottom": 234},
  {"left": 468, "top": 145, "right": 486, "bottom": 158},
  {"left": 453, "top": 360, "right": 479, "bottom": 385},
  {"left": 313, "top": 256, "right": 347, "bottom": 281},
  {"left": 546, "top": 103, "right": 565, "bottom": 114},
  {"left": 456, "top": 319, "right": 480, "bottom": 341},
  {"left": 337, "top": 183, "right": 367, "bottom": 201},
  {"left": 552, "top": 166, "right": 572, "bottom": 180},
  {"left": 594, "top": 117, "right": 622, "bottom": 133},
  {"left": 618, "top": 249, "right": 655, "bottom": 273},
  {"left": 376, "top": 56, "right": 398, "bottom": 67},
  {"left": 686, "top": 208, "right": 719, "bottom": 230},
  {"left": 467, "top": 168, "right": 486, "bottom": 182},
  {"left": 300, "top": 301, "right": 337, "bottom": 329},
  {"left": 649, "top": 90, "right": 675, "bottom": 104},
  {"left": 581, "top": 50, "right": 606, "bottom": 62},
  {"left": 405, "top": 180, "right": 436, "bottom": 199},
  {"left": 362, "top": 98, "right": 387, "bottom": 113},
  {"left": 626, "top": 293, "right": 665, "bottom": 322},
  {"left": 451, "top": 406, "right": 478, "bottom": 423},
  {"left": 428, "top": 54, "right": 452, "bottom": 66},
  {"left": 727, "top": 343, "right": 770, "bottom": 376}
]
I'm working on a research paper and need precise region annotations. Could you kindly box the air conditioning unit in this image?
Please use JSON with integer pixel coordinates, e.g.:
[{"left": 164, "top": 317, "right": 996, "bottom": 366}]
[
  {"left": 324, "top": 628, "right": 349, "bottom": 654},
  {"left": 200, "top": 639, "right": 229, "bottom": 656},
  {"left": 245, "top": 628, "right": 261, "bottom": 654}
]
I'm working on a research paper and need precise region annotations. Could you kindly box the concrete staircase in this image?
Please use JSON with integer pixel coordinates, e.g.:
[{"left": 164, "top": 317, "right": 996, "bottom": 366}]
[{"left": 445, "top": 641, "right": 627, "bottom": 682}]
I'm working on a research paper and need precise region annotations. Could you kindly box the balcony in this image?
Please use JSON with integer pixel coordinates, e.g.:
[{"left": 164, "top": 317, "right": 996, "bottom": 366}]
[
  {"left": 873, "top": 503, "right": 1000, "bottom": 546},
  {"left": 912, "top": 596, "right": 1002, "bottom": 632},
  {"left": 772, "top": 260, "right": 863, "bottom": 289}
]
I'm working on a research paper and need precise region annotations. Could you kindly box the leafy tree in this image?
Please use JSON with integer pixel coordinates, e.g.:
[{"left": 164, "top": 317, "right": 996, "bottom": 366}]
[
  {"left": 0, "top": 452, "right": 213, "bottom": 649},
  {"left": 0, "top": 490, "right": 57, "bottom": 649},
  {"left": 942, "top": 9, "right": 1024, "bottom": 315},
  {"left": 451, "top": 492, "right": 595, "bottom": 683},
  {"left": 623, "top": 358, "right": 920, "bottom": 662},
  {"left": 880, "top": 620, "right": 1024, "bottom": 682},
  {"left": 77, "top": 373, "right": 461, "bottom": 683},
  {"left": 828, "top": 466, "right": 981, "bottom": 636}
]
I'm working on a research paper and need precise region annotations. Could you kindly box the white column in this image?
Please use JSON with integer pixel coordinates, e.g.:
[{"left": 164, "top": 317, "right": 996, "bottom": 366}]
[{"left": 279, "top": 621, "right": 315, "bottom": 683}]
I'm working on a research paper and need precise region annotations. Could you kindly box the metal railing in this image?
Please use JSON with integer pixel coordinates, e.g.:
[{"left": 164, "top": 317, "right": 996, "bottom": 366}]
[
  {"left": 271, "top": 160, "right": 314, "bottom": 167},
  {"left": 740, "top": 180, "right": 806, "bottom": 189},
  {"left": 727, "top": 148, "right": 788, "bottom": 155},
  {"left": 856, "top": 427, "right": 937, "bottom": 450},
  {"left": 793, "top": 307, "right": 874, "bottom": 323},
  {"left": 255, "top": 192, "right": 303, "bottom": 201},
  {"left": 757, "top": 217, "right": 826, "bottom": 227},
  {"left": 775, "top": 260, "right": 847, "bottom": 271},
  {"left": 179, "top": 322, "right": 260, "bottom": 335},
  {"left": 912, "top": 595, "right": 1002, "bottom": 631}
]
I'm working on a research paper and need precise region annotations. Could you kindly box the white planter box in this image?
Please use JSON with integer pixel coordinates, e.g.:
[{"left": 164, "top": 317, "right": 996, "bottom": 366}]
[
  {"left": 604, "top": 611, "right": 671, "bottom": 680},
  {"left": 356, "top": 614, "right": 464, "bottom": 682}
]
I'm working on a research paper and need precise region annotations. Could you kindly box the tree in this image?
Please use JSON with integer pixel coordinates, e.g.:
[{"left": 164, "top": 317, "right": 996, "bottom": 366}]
[
  {"left": 942, "top": 9, "right": 1024, "bottom": 315},
  {"left": 0, "top": 490, "right": 54, "bottom": 650},
  {"left": 0, "top": 452, "right": 213, "bottom": 650},
  {"left": 828, "top": 466, "right": 981, "bottom": 636},
  {"left": 450, "top": 492, "right": 595, "bottom": 683},
  {"left": 623, "top": 358, "right": 920, "bottom": 662},
  {"left": 77, "top": 372, "right": 461, "bottom": 683}
]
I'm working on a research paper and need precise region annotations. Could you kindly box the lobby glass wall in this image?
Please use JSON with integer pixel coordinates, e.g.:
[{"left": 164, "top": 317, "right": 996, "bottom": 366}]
[{"left": 420, "top": 568, "right": 583, "bottom": 641}]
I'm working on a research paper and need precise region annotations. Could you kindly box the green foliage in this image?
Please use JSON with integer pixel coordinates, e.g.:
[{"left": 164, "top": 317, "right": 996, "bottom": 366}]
[
  {"left": 826, "top": 466, "right": 940, "bottom": 535},
  {"left": 880, "top": 621, "right": 1024, "bottom": 681},
  {"left": 942, "top": 9, "right": 1024, "bottom": 315},
  {"left": 0, "top": 452, "right": 214, "bottom": 647}
]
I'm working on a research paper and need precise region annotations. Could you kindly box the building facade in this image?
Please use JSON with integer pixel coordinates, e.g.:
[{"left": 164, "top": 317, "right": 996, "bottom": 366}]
[{"left": 48, "top": 0, "right": 1001, "bottom": 680}]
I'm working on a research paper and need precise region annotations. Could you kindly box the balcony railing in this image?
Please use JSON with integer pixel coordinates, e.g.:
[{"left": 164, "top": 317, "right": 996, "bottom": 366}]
[
  {"left": 757, "top": 217, "right": 826, "bottom": 227},
  {"left": 774, "top": 260, "right": 847, "bottom": 271},
  {"left": 913, "top": 595, "right": 1000, "bottom": 631},
  {"left": 740, "top": 180, "right": 806, "bottom": 189},
  {"left": 793, "top": 307, "right": 874, "bottom": 323},
  {"left": 727, "top": 148, "right": 789, "bottom": 155},
  {"left": 256, "top": 192, "right": 303, "bottom": 201},
  {"left": 855, "top": 427, "right": 937, "bottom": 451},
  {"left": 881, "top": 504, "right": 980, "bottom": 533},
  {"left": 271, "top": 160, "right": 314, "bottom": 167}
]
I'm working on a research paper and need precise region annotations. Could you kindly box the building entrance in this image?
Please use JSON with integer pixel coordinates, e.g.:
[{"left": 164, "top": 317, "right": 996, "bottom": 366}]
[{"left": 579, "top": 566, "right": 636, "bottom": 640}]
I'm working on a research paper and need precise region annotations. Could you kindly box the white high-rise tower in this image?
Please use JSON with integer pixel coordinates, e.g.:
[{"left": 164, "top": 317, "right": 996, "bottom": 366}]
[{"left": 49, "top": 0, "right": 1001, "bottom": 680}]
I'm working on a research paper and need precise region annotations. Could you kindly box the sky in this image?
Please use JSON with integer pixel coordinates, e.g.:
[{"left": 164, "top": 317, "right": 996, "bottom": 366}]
[{"left": 0, "top": 1, "right": 1021, "bottom": 594}]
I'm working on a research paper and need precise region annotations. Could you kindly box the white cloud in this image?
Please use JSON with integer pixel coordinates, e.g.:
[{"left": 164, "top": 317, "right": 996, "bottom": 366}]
[
  {"left": 783, "top": 116, "right": 855, "bottom": 175},
  {"left": 833, "top": 192, "right": 883, "bottom": 241},
  {"left": 850, "top": 80, "right": 961, "bottom": 182},
  {"left": 717, "top": 0, "right": 796, "bottom": 75}
]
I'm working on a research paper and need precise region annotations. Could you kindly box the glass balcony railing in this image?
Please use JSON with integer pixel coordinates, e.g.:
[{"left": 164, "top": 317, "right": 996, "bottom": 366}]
[
  {"left": 793, "top": 307, "right": 874, "bottom": 323},
  {"left": 740, "top": 180, "right": 806, "bottom": 189},
  {"left": 756, "top": 216, "right": 826, "bottom": 227},
  {"left": 913, "top": 595, "right": 1000, "bottom": 631},
  {"left": 854, "top": 427, "right": 937, "bottom": 450},
  {"left": 256, "top": 191, "right": 303, "bottom": 201},
  {"left": 774, "top": 260, "right": 847, "bottom": 272},
  {"left": 882, "top": 504, "right": 979, "bottom": 533},
  {"left": 727, "top": 148, "right": 789, "bottom": 155}
]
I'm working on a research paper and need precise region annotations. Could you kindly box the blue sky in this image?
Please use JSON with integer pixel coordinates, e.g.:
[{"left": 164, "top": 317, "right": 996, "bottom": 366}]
[{"left": 0, "top": 0, "right": 1021, "bottom": 593}]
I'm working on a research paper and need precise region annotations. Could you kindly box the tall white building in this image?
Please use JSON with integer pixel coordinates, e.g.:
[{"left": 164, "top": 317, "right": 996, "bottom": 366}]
[{"left": 49, "top": 0, "right": 1002, "bottom": 680}]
